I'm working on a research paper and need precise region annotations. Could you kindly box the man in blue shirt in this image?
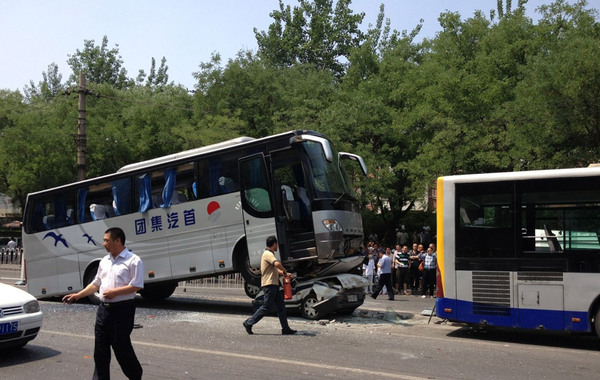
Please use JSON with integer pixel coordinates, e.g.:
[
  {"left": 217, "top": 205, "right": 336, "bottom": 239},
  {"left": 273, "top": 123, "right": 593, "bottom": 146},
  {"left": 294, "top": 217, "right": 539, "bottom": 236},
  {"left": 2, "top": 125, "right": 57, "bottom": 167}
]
[{"left": 370, "top": 249, "right": 394, "bottom": 300}]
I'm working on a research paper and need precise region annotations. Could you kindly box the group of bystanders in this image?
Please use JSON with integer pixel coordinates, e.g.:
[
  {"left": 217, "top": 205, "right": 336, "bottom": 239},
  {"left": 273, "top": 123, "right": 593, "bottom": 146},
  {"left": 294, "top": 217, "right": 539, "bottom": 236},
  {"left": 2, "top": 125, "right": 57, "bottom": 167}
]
[{"left": 362, "top": 227, "right": 438, "bottom": 299}]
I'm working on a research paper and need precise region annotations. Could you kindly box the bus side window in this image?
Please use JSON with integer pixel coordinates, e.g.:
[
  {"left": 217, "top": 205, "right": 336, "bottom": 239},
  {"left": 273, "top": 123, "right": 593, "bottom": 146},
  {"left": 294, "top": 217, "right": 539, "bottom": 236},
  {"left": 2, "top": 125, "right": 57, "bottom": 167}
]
[
  {"left": 90, "top": 204, "right": 112, "bottom": 220},
  {"left": 112, "top": 177, "right": 132, "bottom": 215},
  {"left": 195, "top": 160, "right": 210, "bottom": 199},
  {"left": 85, "top": 181, "right": 116, "bottom": 220},
  {"left": 137, "top": 173, "right": 152, "bottom": 212},
  {"left": 176, "top": 162, "right": 195, "bottom": 203},
  {"left": 31, "top": 200, "right": 46, "bottom": 232},
  {"left": 219, "top": 176, "right": 237, "bottom": 193}
]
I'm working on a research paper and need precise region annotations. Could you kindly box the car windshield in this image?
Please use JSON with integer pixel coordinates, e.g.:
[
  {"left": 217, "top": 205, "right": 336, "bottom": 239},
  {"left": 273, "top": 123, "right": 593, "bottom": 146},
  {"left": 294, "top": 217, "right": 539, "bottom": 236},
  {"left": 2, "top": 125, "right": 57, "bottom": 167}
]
[{"left": 302, "top": 140, "right": 355, "bottom": 199}]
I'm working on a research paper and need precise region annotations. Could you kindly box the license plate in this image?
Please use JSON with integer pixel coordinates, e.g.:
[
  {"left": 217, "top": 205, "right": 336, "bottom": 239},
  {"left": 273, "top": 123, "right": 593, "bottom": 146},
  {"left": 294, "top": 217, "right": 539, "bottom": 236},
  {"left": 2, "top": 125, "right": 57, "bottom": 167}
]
[
  {"left": 347, "top": 294, "right": 358, "bottom": 302},
  {"left": 0, "top": 321, "right": 18, "bottom": 335}
]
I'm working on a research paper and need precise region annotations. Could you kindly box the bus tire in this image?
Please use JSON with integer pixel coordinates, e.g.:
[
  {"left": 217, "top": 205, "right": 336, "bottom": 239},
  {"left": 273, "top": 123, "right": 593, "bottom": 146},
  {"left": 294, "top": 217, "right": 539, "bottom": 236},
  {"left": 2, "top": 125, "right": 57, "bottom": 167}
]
[
  {"left": 300, "top": 293, "right": 320, "bottom": 320},
  {"left": 234, "top": 246, "right": 260, "bottom": 286},
  {"left": 594, "top": 308, "right": 600, "bottom": 339},
  {"left": 139, "top": 283, "right": 177, "bottom": 300},
  {"left": 83, "top": 264, "right": 101, "bottom": 305},
  {"left": 243, "top": 280, "right": 260, "bottom": 299}
]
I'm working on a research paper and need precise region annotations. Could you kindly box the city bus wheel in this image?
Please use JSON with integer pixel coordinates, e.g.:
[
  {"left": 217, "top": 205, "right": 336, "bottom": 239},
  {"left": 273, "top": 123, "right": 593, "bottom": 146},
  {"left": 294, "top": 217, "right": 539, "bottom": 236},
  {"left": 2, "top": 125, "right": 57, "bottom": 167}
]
[
  {"left": 243, "top": 281, "right": 260, "bottom": 299},
  {"left": 300, "top": 293, "right": 320, "bottom": 320},
  {"left": 139, "top": 283, "right": 177, "bottom": 300},
  {"left": 83, "top": 265, "right": 101, "bottom": 305}
]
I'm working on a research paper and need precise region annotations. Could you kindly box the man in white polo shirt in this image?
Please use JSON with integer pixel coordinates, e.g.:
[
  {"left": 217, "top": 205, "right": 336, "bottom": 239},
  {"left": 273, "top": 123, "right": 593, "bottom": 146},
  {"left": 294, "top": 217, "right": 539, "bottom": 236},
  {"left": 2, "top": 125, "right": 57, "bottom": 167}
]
[{"left": 63, "top": 227, "right": 144, "bottom": 380}]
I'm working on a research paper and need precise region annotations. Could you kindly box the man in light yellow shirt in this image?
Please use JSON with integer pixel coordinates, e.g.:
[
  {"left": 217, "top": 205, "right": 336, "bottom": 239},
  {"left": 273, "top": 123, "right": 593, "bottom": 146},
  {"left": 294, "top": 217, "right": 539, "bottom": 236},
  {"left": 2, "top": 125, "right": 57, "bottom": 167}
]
[{"left": 243, "top": 236, "right": 296, "bottom": 335}]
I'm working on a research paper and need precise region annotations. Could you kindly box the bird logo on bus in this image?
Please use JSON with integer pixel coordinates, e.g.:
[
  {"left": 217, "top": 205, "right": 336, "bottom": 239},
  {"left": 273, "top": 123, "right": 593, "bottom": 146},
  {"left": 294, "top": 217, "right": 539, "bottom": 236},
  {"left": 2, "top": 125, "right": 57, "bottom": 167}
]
[{"left": 43, "top": 232, "right": 69, "bottom": 248}]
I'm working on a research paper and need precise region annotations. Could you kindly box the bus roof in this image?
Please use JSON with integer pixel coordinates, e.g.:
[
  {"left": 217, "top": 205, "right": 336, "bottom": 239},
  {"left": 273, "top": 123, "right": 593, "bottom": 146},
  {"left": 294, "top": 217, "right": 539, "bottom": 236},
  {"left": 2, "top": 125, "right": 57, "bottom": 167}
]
[
  {"left": 117, "top": 136, "right": 256, "bottom": 173},
  {"left": 438, "top": 166, "right": 600, "bottom": 184},
  {"left": 25, "top": 130, "right": 326, "bottom": 197}
]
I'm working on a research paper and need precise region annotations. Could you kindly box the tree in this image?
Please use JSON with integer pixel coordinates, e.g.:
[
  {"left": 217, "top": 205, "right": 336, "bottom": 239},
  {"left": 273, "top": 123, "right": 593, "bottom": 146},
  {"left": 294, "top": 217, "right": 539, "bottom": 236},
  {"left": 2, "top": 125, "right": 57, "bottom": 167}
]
[
  {"left": 136, "top": 56, "right": 170, "bottom": 88},
  {"left": 193, "top": 51, "right": 283, "bottom": 138},
  {"left": 0, "top": 91, "right": 76, "bottom": 207},
  {"left": 67, "top": 36, "right": 133, "bottom": 88},
  {"left": 509, "top": 0, "right": 600, "bottom": 168},
  {"left": 255, "top": 0, "right": 365, "bottom": 77},
  {"left": 23, "top": 62, "right": 65, "bottom": 102}
]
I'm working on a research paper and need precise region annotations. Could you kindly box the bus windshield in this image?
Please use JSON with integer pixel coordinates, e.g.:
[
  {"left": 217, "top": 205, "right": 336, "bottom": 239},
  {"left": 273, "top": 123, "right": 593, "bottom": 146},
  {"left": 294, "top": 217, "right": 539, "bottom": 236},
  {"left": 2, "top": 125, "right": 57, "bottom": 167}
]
[{"left": 303, "top": 140, "right": 355, "bottom": 199}]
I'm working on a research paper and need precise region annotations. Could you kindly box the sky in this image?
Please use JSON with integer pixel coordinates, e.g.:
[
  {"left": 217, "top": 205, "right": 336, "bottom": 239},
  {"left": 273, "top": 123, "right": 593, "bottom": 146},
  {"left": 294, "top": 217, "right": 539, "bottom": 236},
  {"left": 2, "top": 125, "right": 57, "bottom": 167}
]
[{"left": 0, "top": 0, "right": 591, "bottom": 92}]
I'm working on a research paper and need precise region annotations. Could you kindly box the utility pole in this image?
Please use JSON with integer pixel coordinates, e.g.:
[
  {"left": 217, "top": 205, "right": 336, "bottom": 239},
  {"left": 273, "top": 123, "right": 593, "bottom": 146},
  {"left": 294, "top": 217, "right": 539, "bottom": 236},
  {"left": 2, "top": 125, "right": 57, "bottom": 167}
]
[{"left": 76, "top": 73, "right": 87, "bottom": 181}]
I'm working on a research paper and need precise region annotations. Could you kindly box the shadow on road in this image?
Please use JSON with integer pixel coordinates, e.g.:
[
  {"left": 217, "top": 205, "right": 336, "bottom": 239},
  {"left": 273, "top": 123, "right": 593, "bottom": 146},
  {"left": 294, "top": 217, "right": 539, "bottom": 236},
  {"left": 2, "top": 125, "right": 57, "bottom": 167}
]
[
  {"left": 0, "top": 344, "right": 62, "bottom": 367},
  {"left": 446, "top": 325, "right": 600, "bottom": 351}
]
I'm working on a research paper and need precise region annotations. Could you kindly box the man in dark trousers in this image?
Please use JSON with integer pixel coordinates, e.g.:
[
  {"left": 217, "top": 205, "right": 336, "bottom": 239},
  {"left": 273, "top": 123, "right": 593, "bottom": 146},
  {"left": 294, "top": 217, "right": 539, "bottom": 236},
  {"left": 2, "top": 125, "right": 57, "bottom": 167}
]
[
  {"left": 370, "top": 249, "right": 395, "bottom": 300},
  {"left": 243, "top": 235, "right": 296, "bottom": 335},
  {"left": 63, "top": 227, "right": 144, "bottom": 380}
]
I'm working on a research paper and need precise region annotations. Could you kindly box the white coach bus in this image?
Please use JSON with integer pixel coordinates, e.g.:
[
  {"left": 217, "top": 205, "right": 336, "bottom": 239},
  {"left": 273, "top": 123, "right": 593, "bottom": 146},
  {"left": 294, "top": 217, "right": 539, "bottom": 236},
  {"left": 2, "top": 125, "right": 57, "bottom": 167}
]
[
  {"left": 23, "top": 130, "right": 368, "bottom": 314},
  {"left": 435, "top": 166, "right": 600, "bottom": 339}
]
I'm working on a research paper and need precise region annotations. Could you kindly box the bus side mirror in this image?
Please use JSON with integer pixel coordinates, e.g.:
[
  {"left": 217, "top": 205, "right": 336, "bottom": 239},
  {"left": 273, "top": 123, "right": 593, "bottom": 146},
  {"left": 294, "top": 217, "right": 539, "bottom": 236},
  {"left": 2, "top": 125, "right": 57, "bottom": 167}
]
[{"left": 339, "top": 152, "right": 367, "bottom": 176}]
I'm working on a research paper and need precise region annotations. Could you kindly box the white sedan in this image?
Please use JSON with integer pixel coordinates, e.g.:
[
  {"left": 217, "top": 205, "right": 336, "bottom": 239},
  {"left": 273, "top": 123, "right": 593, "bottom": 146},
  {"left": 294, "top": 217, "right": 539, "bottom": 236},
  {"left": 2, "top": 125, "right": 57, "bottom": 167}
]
[{"left": 0, "top": 283, "right": 43, "bottom": 349}]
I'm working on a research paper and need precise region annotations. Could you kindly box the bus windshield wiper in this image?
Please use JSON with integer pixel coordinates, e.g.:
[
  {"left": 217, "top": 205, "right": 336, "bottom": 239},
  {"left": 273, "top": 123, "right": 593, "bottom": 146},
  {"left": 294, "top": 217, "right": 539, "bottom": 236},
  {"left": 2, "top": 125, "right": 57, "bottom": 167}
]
[{"left": 332, "top": 192, "right": 346, "bottom": 206}]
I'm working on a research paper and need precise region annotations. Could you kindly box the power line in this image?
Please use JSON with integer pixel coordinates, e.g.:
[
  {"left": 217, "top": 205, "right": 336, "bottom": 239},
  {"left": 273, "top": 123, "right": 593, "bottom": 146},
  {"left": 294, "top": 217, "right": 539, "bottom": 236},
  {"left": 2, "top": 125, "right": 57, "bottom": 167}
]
[{"left": 64, "top": 87, "right": 194, "bottom": 112}]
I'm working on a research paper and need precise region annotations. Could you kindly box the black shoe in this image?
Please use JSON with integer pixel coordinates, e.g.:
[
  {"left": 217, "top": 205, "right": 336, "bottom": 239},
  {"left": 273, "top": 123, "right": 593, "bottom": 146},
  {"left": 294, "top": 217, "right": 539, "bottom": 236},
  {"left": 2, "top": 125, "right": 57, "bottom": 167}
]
[
  {"left": 282, "top": 328, "right": 297, "bottom": 335},
  {"left": 243, "top": 322, "right": 253, "bottom": 335},
  {"left": 370, "top": 294, "right": 377, "bottom": 300}
]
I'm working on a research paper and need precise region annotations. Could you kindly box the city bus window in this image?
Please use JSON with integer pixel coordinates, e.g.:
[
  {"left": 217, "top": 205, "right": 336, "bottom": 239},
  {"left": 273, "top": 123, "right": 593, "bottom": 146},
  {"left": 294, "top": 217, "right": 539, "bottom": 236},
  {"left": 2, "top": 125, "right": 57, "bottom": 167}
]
[
  {"left": 521, "top": 187, "right": 600, "bottom": 252},
  {"left": 456, "top": 183, "right": 514, "bottom": 258}
]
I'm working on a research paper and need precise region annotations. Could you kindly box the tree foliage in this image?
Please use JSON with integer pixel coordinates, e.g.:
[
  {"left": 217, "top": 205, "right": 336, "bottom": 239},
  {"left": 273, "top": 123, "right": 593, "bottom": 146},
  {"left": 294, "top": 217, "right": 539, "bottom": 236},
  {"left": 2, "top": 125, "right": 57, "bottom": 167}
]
[
  {"left": 67, "top": 35, "right": 133, "bottom": 88},
  {"left": 255, "top": 0, "right": 365, "bottom": 77}
]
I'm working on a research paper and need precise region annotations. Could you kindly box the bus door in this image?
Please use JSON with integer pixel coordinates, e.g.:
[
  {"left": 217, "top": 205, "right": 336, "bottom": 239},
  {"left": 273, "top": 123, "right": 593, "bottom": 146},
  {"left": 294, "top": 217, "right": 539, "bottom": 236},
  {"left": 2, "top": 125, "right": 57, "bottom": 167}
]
[
  {"left": 269, "top": 149, "right": 315, "bottom": 263},
  {"left": 238, "top": 154, "right": 277, "bottom": 268}
]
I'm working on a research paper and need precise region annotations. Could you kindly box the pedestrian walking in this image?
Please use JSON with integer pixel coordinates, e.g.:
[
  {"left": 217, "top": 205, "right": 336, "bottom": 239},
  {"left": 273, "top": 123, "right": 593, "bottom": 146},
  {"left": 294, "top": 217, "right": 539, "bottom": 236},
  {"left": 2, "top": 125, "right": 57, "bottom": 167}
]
[
  {"left": 63, "top": 227, "right": 144, "bottom": 380},
  {"left": 243, "top": 235, "right": 297, "bottom": 335},
  {"left": 370, "top": 249, "right": 394, "bottom": 300}
]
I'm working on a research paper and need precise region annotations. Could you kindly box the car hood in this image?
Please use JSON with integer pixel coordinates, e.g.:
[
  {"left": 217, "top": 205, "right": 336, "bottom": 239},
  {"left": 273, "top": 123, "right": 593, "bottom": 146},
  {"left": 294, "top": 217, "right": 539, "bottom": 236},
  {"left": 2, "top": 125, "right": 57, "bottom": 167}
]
[{"left": 0, "top": 283, "right": 36, "bottom": 306}]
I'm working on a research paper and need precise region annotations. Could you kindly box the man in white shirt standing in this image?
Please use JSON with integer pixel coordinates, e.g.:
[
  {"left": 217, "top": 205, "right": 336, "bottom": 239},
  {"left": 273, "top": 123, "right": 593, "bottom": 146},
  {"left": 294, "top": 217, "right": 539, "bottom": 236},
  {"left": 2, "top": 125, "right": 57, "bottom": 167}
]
[
  {"left": 63, "top": 227, "right": 144, "bottom": 380},
  {"left": 7, "top": 237, "right": 16, "bottom": 263}
]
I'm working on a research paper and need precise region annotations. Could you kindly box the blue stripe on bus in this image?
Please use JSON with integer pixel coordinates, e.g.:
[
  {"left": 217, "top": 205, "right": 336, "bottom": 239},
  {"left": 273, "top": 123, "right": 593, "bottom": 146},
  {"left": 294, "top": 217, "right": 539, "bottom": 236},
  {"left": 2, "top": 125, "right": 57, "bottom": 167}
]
[{"left": 436, "top": 298, "right": 590, "bottom": 333}]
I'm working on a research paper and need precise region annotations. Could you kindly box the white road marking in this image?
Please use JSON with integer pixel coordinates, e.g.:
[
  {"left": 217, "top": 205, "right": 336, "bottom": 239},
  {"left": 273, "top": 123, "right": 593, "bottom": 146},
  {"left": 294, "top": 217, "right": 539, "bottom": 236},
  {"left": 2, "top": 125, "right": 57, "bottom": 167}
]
[{"left": 42, "top": 329, "right": 430, "bottom": 379}]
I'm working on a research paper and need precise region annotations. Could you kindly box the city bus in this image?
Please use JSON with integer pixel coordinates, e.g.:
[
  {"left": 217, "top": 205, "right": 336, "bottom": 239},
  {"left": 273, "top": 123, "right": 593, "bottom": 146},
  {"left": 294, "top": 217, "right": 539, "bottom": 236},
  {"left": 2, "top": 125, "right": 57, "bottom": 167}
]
[
  {"left": 22, "top": 130, "right": 368, "bottom": 315},
  {"left": 435, "top": 166, "right": 600, "bottom": 338}
]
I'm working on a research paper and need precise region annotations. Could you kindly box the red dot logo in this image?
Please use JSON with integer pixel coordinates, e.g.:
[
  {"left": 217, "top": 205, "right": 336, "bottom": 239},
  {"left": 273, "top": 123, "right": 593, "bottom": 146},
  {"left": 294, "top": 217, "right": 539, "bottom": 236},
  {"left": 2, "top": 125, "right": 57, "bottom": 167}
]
[
  {"left": 207, "top": 201, "right": 221, "bottom": 222},
  {"left": 207, "top": 201, "right": 220, "bottom": 215}
]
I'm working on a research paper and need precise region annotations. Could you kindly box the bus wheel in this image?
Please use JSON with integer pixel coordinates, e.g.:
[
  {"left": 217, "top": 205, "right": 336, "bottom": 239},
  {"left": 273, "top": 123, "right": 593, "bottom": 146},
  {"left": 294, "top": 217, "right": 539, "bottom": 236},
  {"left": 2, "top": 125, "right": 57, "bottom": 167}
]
[
  {"left": 235, "top": 248, "right": 260, "bottom": 286},
  {"left": 594, "top": 308, "right": 600, "bottom": 339},
  {"left": 301, "top": 293, "right": 320, "bottom": 320},
  {"left": 139, "top": 283, "right": 177, "bottom": 300},
  {"left": 243, "top": 281, "right": 260, "bottom": 299},
  {"left": 83, "top": 265, "right": 101, "bottom": 305}
]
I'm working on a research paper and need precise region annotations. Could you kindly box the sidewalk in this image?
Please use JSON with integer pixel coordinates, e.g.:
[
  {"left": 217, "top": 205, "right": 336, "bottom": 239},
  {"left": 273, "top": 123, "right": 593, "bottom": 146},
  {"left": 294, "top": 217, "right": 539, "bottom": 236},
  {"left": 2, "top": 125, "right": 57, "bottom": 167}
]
[{"left": 0, "top": 263, "right": 21, "bottom": 284}]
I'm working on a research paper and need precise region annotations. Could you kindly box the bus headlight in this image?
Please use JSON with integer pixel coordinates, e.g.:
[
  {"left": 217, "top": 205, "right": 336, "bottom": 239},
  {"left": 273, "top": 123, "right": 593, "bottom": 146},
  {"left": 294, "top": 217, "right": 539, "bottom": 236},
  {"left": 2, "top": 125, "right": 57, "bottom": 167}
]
[{"left": 322, "top": 219, "right": 342, "bottom": 232}]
